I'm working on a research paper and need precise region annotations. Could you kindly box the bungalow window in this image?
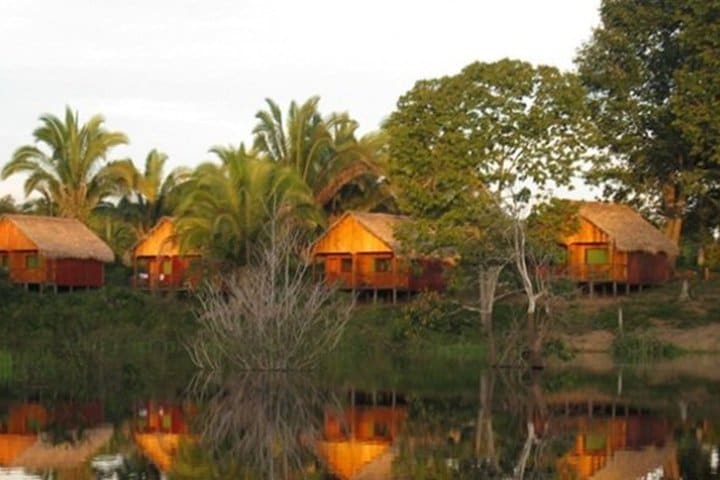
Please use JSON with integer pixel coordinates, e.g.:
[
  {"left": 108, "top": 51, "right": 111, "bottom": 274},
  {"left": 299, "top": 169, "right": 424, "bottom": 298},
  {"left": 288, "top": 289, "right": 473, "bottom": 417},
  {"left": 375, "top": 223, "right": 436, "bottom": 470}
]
[
  {"left": 162, "top": 259, "right": 173, "bottom": 275},
  {"left": 374, "top": 258, "right": 392, "bottom": 273},
  {"left": 313, "top": 257, "right": 326, "bottom": 280},
  {"left": 25, "top": 254, "right": 40, "bottom": 270},
  {"left": 585, "top": 248, "right": 609, "bottom": 265},
  {"left": 340, "top": 258, "right": 352, "bottom": 273}
]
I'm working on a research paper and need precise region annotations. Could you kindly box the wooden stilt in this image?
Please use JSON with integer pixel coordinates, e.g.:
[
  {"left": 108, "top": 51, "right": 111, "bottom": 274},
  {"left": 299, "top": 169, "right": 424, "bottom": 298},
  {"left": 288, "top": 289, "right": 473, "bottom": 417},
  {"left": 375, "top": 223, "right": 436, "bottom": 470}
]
[
  {"left": 589, "top": 280, "right": 594, "bottom": 298},
  {"left": 351, "top": 255, "right": 356, "bottom": 298},
  {"left": 373, "top": 289, "right": 378, "bottom": 304},
  {"left": 613, "top": 282, "right": 617, "bottom": 296},
  {"left": 392, "top": 256, "right": 398, "bottom": 304}
]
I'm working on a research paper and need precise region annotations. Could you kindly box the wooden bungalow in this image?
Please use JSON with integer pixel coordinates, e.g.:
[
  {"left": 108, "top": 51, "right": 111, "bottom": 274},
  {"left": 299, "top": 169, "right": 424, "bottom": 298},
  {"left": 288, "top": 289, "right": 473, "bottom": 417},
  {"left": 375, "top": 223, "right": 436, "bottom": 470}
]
[
  {"left": 559, "top": 202, "right": 679, "bottom": 289},
  {"left": 131, "top": 217, "right": 200, "bottom": 291},
  {"left": 0, "top": 214, "right": 113, "bottom": 290},
  {"left": 310, "top": 212, "right": 446, "bottom": 300}
]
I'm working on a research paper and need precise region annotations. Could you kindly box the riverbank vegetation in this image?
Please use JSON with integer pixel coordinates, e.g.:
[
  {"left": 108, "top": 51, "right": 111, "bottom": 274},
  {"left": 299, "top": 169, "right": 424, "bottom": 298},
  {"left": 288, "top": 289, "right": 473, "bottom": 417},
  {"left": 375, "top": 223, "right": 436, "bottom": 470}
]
[{"left": 1, "top": 0, "right": 720, "bottom": 376}]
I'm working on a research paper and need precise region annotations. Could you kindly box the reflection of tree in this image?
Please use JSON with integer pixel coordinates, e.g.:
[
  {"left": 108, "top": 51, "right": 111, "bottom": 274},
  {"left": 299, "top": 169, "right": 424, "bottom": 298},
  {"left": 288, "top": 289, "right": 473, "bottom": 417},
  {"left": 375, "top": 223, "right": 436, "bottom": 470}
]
[
  {"left": 475, "top": 373, "right": 498, "bottom": 472},
  {"left": 506, "top": 370, "right": 548, "bottom": 479},
  {"left": 394, "top": 369, "right": 574, "bottom": 479},
  {"left": 189, "top": 372, "right": 335, "bottom": 479}
]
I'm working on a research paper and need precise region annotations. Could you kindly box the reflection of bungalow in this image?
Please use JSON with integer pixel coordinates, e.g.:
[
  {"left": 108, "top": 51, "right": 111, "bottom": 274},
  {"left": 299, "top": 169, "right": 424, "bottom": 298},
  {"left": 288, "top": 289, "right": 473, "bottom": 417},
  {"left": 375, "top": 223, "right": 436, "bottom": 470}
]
[
  {"left": 310, "top": 212, "right": 446, "bottom": 301},
  {"left": 0, "top": 402, "right": 110, "bottom": 472},
  {"left": 0, "top": 404, "right": 46, "bottom": 466},
  {"left": 316, "top": 393, "right": 406, "bottom": 479},
  {"left": 559, "top": 203, "right": 679, "bottom": 288},
  {"left": 556, "top": 417, "right": 679, "bottom": 480},
  {"left": 0, "top": 214, "right": 114, "bottom": 290},
  {"left": 131, "top": 218, "right": 200, "bottom": 291},
  {"left": 133, "top": 400, "right": 196, "bottom": 473},
  {"left": 543, "top": 394, "right": 680, "bottom": 480}
]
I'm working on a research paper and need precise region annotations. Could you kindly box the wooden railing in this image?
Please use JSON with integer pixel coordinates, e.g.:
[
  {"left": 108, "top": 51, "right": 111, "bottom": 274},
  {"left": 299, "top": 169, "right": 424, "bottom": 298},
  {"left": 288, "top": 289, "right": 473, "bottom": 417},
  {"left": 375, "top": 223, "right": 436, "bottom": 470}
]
[
  {"left": 324, "top": 271, "right": 406, "bottom": 290},
  {"left": 542, "top": 263, "right": 628, "bottom": 283}
]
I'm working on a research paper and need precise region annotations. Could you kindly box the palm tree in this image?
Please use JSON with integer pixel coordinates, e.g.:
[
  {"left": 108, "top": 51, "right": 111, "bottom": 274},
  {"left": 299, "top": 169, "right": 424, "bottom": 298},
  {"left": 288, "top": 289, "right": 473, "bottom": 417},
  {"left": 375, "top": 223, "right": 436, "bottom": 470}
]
[
  {"left": 252, "top": 97, "right": 393, "bottom": 215},
  {"left": 103, "top": 149, "right": 189, "bottom": 236},
  {"left": 1, "top": 107, "right": 128, "bottom": 222},
  {"left": 175, "top": 146, "right": 320, "bottom": 266}
]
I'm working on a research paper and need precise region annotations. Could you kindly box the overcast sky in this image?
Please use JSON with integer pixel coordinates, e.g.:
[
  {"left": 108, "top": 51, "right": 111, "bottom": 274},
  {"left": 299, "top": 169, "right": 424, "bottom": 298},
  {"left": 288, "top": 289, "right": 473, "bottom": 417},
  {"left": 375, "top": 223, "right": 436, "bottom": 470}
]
[{"left": 0, "top": 0, "right": 601, "bottom": 201}]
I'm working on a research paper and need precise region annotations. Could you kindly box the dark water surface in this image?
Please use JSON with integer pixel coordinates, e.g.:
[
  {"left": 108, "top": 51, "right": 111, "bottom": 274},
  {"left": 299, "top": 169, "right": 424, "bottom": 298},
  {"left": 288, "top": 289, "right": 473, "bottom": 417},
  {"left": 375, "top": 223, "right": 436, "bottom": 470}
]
[{"left": 1, "top": 352, "right": 719, "bottom": 479}]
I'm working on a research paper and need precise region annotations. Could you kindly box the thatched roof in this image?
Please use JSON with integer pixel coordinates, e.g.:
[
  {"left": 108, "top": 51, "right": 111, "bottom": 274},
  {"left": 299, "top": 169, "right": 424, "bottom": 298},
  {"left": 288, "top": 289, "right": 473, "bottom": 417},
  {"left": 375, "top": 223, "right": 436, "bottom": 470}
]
[
  {"left": 1, "top": 214, "right": 114, "bottom": 263},
  {"left": 344, "top": 212, "right": 410, "bottom": 250},
  {"left": 578, "top": 202, "right": 679, "bottom": 256}
]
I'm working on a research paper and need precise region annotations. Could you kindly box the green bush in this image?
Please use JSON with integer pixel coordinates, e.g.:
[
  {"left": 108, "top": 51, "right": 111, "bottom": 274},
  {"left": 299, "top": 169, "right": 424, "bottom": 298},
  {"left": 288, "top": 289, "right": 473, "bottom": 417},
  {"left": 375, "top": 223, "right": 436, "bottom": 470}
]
[
  {"left": 612, "top": 333, "right": 682, "bottom": 362},
  {"left": 543, "top": 338, "right": 575, "bottom": 361},
  {"left": 393, "top": 292, "right": 473, "bottom": 341}
]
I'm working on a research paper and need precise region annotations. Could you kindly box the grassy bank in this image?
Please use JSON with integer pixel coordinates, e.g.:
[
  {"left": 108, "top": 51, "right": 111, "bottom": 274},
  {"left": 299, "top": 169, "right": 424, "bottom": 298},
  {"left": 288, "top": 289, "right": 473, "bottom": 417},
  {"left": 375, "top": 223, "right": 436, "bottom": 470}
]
[
  {"left": 3, "top": 272, "right": 720, "bottom": 396},
  {"left": 558, "top": 277, "right": 720, "bottom": 333},
  {"left": 0, "top": 275, "right": 196, "bottom": 415},
  {"left": 555, "top": 277, "right": 720, "bottom": 358}
]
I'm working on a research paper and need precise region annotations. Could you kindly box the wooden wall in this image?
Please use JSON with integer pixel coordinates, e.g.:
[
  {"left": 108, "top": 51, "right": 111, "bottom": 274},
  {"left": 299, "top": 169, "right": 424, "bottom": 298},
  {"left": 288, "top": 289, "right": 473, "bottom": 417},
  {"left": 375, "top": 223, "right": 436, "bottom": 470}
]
[
  {"left": 134, "top": 218, "right": 182, "bottom": 257},
  {"left": 561, "top": 217, "right": 672, "bottom": 285},
  {"left": 133, "top": 219, "right": 201, "bottom": 290},
  {"left": 312, "top": 215, "right": 393, "bottom": 255},
  {"left": 134, "top": 254, "right": 200, "bottom": 290},
  {"left": 0, "top": 219, "right": 105, "bottom": 287},
  {"left": 312, "top": 215, "right": 447, "bottom": 292},
  {"left": 627, "top": 252, "right": 671, "bottom": 285},
  {"left": 562, "top": 217, "right": 626, "bottom": 283}
]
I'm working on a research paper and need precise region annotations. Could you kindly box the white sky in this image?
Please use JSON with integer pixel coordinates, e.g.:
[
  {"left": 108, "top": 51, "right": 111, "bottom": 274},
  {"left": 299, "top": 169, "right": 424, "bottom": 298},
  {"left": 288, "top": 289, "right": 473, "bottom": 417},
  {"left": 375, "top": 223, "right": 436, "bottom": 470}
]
[{"left": 0, "top": 0, "right": 601, "bottom": 202}]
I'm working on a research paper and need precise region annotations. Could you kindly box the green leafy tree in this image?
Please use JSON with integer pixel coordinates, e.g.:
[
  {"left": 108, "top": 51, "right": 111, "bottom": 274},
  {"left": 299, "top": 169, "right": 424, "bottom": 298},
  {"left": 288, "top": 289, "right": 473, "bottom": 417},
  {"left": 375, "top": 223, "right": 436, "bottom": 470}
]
[
  {"left": 1, "top": 107, "right": 128, "bottom": 222},
  {"left": 252, "top": 97, "right": 393, "bottom": 215},
  {"left": 386, "top": 59, "right": 595, "bottom": 364},
  {"left": 576, "top": 0, "right": 720, "bottom": 247},
  {"left": 175, "top": 146, "right": 320, "bottom": 266},
  {"left": 103, "top": 149, "right": 189, "bottom": 236}
]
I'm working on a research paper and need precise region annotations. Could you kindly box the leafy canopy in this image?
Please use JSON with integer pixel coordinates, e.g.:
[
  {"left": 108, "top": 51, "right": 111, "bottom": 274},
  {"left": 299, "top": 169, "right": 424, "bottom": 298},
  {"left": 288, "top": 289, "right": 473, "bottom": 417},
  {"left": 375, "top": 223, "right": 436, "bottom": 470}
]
[
  {"left": 386, "top": 59, "right": 595, "bottom": 266},
  {"left": 576, "top": 0, "right": 720, "bottom": 244}
]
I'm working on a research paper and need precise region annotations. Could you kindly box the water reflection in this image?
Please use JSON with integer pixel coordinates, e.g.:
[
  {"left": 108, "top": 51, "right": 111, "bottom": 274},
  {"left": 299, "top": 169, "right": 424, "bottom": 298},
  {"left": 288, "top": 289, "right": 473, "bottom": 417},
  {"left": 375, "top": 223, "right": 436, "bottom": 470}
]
[
  {"left": 317, "top": 390, "right": 406, "bottom": 479},
  {"left": 0, "top": 361, "right": 719, "bottom": 479},
  {"left": 186, "top": 371, "right": 333, "bottom": 479}
]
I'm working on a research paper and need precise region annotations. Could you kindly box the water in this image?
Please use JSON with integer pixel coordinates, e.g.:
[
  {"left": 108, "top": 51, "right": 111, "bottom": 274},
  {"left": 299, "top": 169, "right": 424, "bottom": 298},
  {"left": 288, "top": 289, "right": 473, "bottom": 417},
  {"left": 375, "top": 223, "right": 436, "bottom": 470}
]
[{"left": 1, "top": 353, "right": 719, "bottom": 479}]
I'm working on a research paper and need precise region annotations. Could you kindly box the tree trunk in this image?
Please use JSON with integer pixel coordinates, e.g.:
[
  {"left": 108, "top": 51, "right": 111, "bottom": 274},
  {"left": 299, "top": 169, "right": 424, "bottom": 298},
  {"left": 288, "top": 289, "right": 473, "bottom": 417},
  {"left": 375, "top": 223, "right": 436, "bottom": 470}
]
[
  {"left": 526, "top": 306, "right": 544, "bottom": 369},
  {"left": 662, "top": 182, "right": 685, "bottom": 249},
  {"left": 513, "top": 220, "right": 544, "bottom": 368},
  {"left": 479, "top": 265, "right": 502, "bottom": 365}
]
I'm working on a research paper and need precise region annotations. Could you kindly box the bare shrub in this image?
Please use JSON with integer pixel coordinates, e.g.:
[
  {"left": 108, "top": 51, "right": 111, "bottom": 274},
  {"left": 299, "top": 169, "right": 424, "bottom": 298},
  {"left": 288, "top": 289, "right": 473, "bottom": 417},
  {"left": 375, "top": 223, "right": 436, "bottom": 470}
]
[{"left": 189, "top": 219, "right": 353, "bottom": 372}]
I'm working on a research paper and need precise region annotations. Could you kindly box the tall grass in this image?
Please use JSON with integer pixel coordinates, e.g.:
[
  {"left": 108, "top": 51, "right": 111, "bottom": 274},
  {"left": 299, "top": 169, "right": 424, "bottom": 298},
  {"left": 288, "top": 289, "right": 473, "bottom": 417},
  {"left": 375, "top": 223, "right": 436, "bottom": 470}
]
[{"left": 612, "top": 333, "right": 682, "bottom": 363}]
